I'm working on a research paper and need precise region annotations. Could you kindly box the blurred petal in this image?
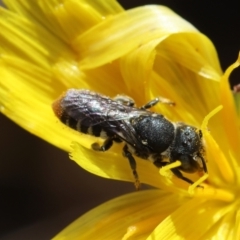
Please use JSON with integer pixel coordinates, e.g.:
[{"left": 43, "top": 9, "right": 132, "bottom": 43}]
[
  {"left": 76, "top": 6, "right": 199, "bottom": 69},
  {"left": 148, "top": 198, "right": 233, "bottom": 240},
  {"left": 53, "top": 189, "right": 186, "bottom": 240},
  {"left": 219, "top": 54, "right": 240, "bottom": 162},
  {"left": 4, "top": 0, "right": 124, "bottom": 42}
]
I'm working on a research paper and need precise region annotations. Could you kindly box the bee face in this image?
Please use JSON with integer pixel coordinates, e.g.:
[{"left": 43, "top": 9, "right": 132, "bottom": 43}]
[{"left": 169, "top": 125, "right": 205, "bottom": 173}]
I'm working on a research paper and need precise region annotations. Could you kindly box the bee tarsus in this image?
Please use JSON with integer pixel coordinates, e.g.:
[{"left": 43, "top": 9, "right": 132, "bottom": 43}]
[{"left": 123, "top": 144, "right": 140, "bottom": 189}]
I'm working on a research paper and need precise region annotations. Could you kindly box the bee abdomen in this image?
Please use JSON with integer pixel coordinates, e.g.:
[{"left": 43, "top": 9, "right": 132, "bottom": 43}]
[
  {"left": 52, "top": 89, "right": 118, "bottom": 139},
  {"left": 60, "top": 112, "right": 109, "bottom": 139}
]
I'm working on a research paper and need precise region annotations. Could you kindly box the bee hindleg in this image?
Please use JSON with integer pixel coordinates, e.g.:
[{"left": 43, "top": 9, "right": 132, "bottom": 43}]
[
  {"left": 91, "top": 138, "right": 113, "bottom": 152},
  {"left": 141, "top": 97, "right": 175, "bottom": 110},
  {"left": 123, "top": 145, "right": 140, "bottom": 190}
]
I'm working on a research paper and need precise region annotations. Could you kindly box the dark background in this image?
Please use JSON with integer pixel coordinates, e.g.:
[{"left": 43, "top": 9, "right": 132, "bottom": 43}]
[{"left": 0, "top": 1, "right": 239, "bottom": 239}]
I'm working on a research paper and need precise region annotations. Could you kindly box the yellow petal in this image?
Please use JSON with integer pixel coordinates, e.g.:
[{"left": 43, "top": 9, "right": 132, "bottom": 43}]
[
  {"left": 219, "top": 54, "right": 240, "bottom": 162},
  {"left": 121, "top": 32, "right": 222, "bottom": 125},
  {"left": 70, "top": 141, "right": 205, "bottom": 194},
  {"left": 70, "top": 141, "right": 168, "bottom": 190},
  {"left": 147, "top": 198, "right": 233, "bottom": 240},
  {"left": 76, "top": 5, "right": 199, "bottom": 69},
  {"left": 0, "top": 55, "right": 81, "bottom": 151},
  {"left": 0, "top": 1, "right": 223, "bottom": 154},
  {"left": 0, "top": 1, "right": 124, "bottom": 151},
  {"left": 201, "top": 106, "right": 235, "bottom": 186},
  {"left": 151, "top": 33, "right": 222, "bottom": 122},
  {"left": 0, "top": 7, "right": 72, "bottom": 69},
  {"left": 53, "top": 189, "right": 186, "bottom": 240},
  {"left": 4, "top": 0, "right": 124, "bottom": 42},
  {"left": 73, "top": 4, "right": 222, "bottom": 125}
]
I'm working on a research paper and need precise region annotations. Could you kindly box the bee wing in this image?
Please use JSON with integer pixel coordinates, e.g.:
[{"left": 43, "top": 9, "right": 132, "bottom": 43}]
[
  {"left": 102, "top": 106, "right": 151, "bottom": 149},
  {"left": 85, "top": 104, "right": 149, "bottom": 126},
  {"left": 113, "top": 118, "right": 145, "bottom": 148},
  {"left": 82, "top": 104, "right": 150, "bottom": 149}
]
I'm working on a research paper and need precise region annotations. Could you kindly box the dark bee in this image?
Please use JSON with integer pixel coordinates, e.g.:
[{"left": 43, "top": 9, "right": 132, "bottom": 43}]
[{"left": 52, "top": 89, "right": 207, "bottom": 189}]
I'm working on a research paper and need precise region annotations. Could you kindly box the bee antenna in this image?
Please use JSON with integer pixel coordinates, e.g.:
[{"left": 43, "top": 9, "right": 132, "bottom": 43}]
[{"left": 200, "top": 155, "right": 207, "bottom": 173}]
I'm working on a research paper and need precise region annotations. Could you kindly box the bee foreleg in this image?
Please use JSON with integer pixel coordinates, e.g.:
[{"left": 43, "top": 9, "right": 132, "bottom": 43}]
[
  {"left": 188, "top": 173, "right": 208, "bottom": 194},
  {"left": 91, "top": 138, "right": 113, "bottom": 152},
  {"left": 159, "top": 161, "right": 195, "bottom": 184},
  {"left": 159, "top": 160, "right": 181, "bottom": 177},
  {"left": 122, "top": 145, "right": 141, "bottom": 190},
  {"left": 170, "top": 168, "right": 194, "bottom": 185}
]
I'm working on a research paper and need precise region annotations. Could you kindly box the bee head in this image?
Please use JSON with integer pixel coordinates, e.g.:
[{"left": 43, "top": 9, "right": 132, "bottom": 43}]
[{"left": 171, "top": 124, "right": 206, "bottom": 173}]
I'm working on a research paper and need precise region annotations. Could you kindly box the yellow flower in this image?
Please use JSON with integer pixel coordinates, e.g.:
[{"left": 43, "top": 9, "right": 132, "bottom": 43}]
[{"left": 0, "top": 0, "right": 239, "bottom": 239}]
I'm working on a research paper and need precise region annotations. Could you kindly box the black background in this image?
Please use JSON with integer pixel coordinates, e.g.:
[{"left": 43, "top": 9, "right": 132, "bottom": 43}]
[{"left": 0, "top": 1, "right": 239, "bottom": 239}]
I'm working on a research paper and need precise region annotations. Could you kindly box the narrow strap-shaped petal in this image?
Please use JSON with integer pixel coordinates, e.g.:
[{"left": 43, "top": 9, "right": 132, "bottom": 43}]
[{"left": 53, "top": 190, "right": 185, "bottom": 240}]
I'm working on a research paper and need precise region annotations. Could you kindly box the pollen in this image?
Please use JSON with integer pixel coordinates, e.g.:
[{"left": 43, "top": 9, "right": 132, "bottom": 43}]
[{"left": 52, "top": 93, "right": 65, "bottom": 118}]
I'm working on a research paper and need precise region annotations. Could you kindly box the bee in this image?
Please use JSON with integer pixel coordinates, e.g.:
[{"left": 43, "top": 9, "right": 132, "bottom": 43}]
[{"left": 52, "top": 89, "right": 207, "bottom": 189}]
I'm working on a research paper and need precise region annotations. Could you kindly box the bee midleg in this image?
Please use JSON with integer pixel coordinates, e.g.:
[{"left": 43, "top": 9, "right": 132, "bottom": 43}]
[
  {"left": 92, "top": 136, "right": 122, "bottom": 152},
  {"left": 113, "top": 94, "right": 135, "bottom": 106},
  {"left": 170, "top": 168, "right": 194, "bottom": 185},
  {"left": 141, "top": 97, "right": 175, "bottom": 110},
  {"left": 122, "top": 145, "right": 140, "bottom": 190},
  {"left": 92, "top": 137, "right": 114, "bottom": 152}
]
